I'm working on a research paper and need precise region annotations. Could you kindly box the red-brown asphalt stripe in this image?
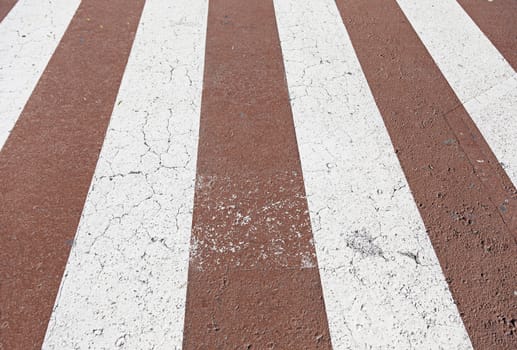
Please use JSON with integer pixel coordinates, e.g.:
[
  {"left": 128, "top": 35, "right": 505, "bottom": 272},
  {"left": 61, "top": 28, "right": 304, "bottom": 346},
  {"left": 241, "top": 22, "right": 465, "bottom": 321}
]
[
  {"left": 0, "top": 0, "right": 17, "bottom": 22},
  {"left": 0, "top": 1, "right": 145, "bottom": 349},
  {"left": 182, "top": 0, "right": 332, "bottom": 348},
  {"left": 334, "top": 0, "right": 517, "bottom": 348},
  {"left": 457, "top": 0, "right": 517, "bottom": 70}
]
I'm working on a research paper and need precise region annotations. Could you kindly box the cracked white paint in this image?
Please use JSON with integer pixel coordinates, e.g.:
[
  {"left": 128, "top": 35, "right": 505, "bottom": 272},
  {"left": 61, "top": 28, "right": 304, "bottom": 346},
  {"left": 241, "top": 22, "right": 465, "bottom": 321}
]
[
  {"left": 42, "top": 0, "right": 208, "bottom": 348},
  {"left": 397, "top": 0, "right": 517, "bottom": 185},
  {"left": 274, "top": 0, "right": 473, "bottom": 348},
  {"left": 0, "top": 0, "right": 80, "bottom": 150}
]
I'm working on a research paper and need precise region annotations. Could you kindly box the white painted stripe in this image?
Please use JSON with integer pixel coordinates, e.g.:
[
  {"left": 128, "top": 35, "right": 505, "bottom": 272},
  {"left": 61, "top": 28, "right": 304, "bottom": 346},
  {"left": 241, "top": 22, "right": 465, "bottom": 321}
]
[
  {"left": 0, "top": 0, "right": 80, "bottom": 150},
  {"left": 42, "top": 0, "right": 208, "bottom": 348},
  {"left": 274, "top": 0, "right": 472, "bottom": 348},
  {"left": 397, "top": 0, "right": 517, "bottom": 185}
]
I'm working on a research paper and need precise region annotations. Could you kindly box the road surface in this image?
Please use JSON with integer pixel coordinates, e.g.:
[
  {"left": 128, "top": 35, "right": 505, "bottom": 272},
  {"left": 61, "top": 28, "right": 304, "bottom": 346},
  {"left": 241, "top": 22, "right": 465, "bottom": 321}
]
[{"left": 0, "top": 0, "right": 516, "bottom": 349}]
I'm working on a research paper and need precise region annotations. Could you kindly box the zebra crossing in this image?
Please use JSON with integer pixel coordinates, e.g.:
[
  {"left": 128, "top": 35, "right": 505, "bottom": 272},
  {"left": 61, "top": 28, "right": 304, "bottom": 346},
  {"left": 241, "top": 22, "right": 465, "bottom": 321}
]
[{"left": 0, "top": 0, "right": 515, "bottom": 349}]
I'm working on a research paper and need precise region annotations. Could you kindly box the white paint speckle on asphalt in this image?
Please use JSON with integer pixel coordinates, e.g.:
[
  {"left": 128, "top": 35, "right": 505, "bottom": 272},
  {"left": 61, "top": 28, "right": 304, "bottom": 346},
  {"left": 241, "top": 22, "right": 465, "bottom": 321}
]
[
  {"left": 397, "top": 0, "right": 517, "bottom": 185},
  {"left": 42, "top": 1, "right": 208, "bottom": 348},
  {"left": 0, "top": 0, "right": 80, "bottom": 150},
  {"left": 274, "top": 0, "right": 473, "bottom": 348}
]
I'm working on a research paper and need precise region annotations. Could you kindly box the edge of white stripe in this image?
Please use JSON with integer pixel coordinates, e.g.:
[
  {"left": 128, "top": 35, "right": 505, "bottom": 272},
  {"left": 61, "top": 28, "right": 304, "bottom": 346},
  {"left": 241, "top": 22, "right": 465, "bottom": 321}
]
[
  {"left": 42, "top": 1, "right": 208, "bottom": 348},
  {"left": 397, "top": 0, "right": 517, "bottom": 185},
  {"left": 274, "top": 0, "right": 473, "bottom": 348},
  {"left": 0, "top": 0, "right": 80, "bottom": 150}
]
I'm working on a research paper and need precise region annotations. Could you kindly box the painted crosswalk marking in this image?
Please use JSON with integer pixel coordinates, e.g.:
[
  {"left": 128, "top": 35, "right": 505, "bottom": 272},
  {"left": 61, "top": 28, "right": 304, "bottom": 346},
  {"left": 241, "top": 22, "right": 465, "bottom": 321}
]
[
  {"left": 0, "top": 0, "right": 515, "bottom": 348},
  {"left": 275, "top": 0, "right": 472, "bottom": 348},
  {"left": 332, "top": 0, "right": 517, "bottom": 348},
  {"left": 397, "top": 0, "right": 517, "bottom": 196},
  {"left": 0, "top": 1, "right": 144, "bottom": 348},
  {"left": 0, "top": 0, "right": 80, "bottom": 150},
  {"left": 42, "top": 1, "right": 208, "bottom": 349}
]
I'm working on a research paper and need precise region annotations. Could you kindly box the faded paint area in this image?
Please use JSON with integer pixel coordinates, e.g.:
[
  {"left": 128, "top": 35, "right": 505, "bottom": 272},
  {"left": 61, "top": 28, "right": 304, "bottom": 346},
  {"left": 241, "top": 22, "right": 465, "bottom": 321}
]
[
  {"left": 0, "top": 0, "right": 80, "bottom": 150},
  {"left": 186, "top": 173, "right": 329, "bottom": 348},
  {"left": 191, "top": 173, "right": 317, "bottom": 269},
  {"left": 42, "top": 0, "right": 208, "bottom": 349},
  {"left": 274, "top": 0, "right": 472, "bottom": 348}
]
